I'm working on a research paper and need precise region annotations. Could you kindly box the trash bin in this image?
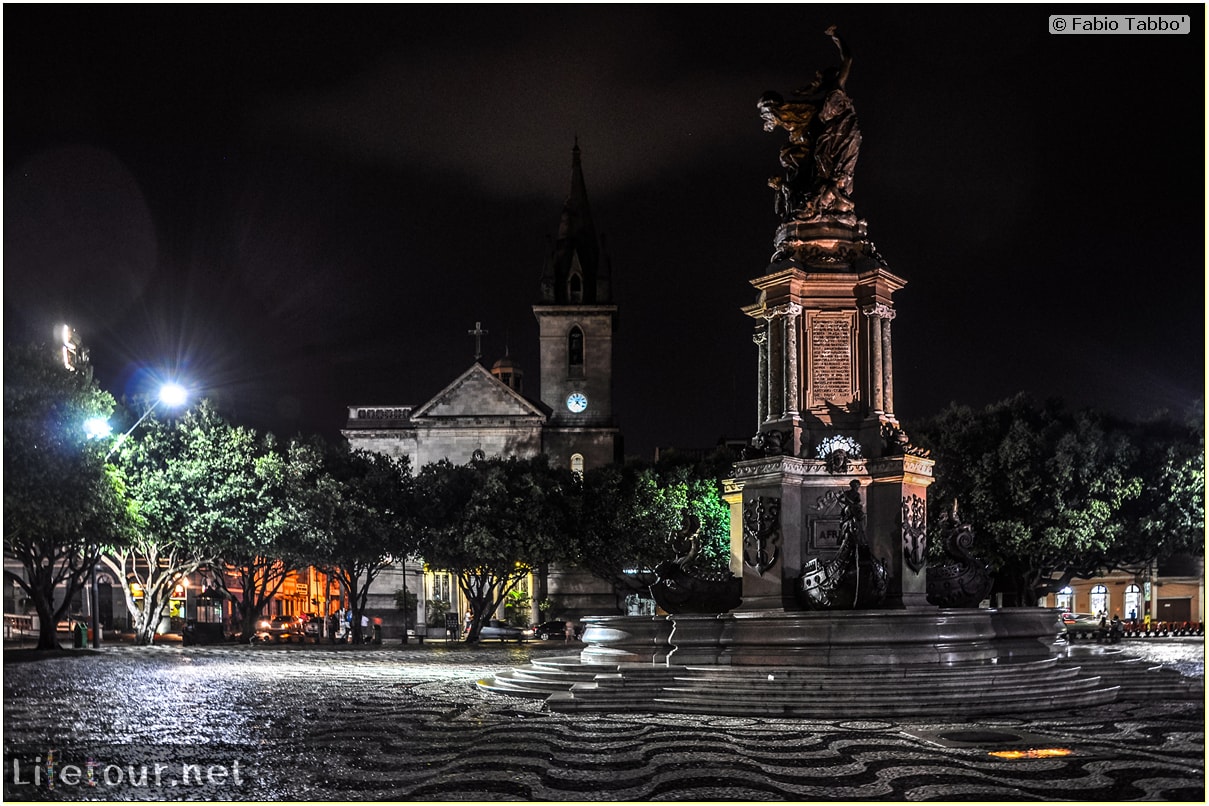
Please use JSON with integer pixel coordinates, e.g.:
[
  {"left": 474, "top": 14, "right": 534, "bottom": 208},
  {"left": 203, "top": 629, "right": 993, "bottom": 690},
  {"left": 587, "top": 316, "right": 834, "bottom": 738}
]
[{"left": 73, "top": 621, "right": 87, "bottom": 649}]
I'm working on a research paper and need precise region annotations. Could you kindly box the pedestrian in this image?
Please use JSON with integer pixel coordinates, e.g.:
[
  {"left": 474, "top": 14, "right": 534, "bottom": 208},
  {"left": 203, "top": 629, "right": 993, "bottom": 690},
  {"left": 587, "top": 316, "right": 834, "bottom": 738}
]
[
  {"left": 1129, "top": 607, "right": 1137, "bottom": 622},
  {"left": 564, "top": 620, "right": 574, "bottom": 643},
  {"left": 361, "top": 613, "right": 370, "bottom": 643},
  {"left": 327, "top": 613, "right": 338, "bottom": 644},
  {"left": 464, "top": 610, "right": 472, "bottom": 637},
  {"left": 1143, "top": 612, "right": 1152, "bottom": 633}
]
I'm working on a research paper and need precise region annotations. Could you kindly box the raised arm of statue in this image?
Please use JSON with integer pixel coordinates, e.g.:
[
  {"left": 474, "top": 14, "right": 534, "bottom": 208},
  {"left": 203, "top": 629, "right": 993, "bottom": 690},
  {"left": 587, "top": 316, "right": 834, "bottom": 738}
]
[{"left": 824, "top": 26, "right": 852, "bottom": 89}]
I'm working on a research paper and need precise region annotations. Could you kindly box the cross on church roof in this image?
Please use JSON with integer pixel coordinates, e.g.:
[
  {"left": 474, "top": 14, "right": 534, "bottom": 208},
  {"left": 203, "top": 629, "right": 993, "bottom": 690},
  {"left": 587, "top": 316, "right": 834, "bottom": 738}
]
[{"left": 468, "top": 321, "right": 488, "bottom": 361}]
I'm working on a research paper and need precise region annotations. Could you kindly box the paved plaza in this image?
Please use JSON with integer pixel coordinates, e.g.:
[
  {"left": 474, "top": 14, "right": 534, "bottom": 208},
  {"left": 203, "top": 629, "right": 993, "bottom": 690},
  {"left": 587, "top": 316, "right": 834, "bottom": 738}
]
[{"left": 3, "top": 638, "right": 1204, "bottom": 801}]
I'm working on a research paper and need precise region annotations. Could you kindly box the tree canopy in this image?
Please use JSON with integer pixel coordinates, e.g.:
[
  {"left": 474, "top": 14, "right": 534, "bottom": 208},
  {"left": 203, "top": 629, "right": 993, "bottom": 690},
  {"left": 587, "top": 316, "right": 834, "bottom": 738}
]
[
  {"left": 573, "top": 451, "right": 733, "bottom": 606},
  {"left": 194, "top": 420, "right": 303, "bottom": 643},
  {"left": 915, "top": 394, "right": 1204, "bottom": 605},
  {"left": 290, "top": 437, "right": 415, "bottom": 644},
  {"left": 106, "top": 400, "right": 258, "bottom": 644},
  {"left": 413, "top": 455, "right": 575, "bottom": 641},
  {"left": 3, "top": 342, "right": 138, "bottom": 648}
]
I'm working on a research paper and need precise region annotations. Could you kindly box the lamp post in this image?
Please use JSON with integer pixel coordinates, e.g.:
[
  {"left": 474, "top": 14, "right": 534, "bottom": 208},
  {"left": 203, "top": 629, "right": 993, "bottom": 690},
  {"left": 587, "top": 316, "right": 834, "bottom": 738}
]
[{"left": 105, "top": 382, "right": 188, "bottom": 460}]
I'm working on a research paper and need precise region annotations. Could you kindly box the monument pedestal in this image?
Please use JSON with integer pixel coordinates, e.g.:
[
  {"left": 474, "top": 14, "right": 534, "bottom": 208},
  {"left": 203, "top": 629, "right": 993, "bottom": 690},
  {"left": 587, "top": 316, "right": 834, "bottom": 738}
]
[
  {"left": 868, "top": 453, "right": 936, "bottom": 609},
  {"left": 728, "top": 448, "right": 933, "bottom": 612}
]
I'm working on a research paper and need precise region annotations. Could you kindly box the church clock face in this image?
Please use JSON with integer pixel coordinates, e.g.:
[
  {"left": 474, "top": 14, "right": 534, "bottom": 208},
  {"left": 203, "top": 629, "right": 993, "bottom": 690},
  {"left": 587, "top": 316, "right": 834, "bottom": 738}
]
[{"left": 566, "top": 392, "right": 588, "bottom": 413}]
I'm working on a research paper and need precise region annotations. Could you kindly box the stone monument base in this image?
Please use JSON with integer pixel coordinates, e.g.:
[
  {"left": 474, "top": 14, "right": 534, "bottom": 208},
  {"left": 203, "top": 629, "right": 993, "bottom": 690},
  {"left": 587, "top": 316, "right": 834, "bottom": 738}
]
[{"left": 480, "top": 609, "right": 1136, "bottom": 717}]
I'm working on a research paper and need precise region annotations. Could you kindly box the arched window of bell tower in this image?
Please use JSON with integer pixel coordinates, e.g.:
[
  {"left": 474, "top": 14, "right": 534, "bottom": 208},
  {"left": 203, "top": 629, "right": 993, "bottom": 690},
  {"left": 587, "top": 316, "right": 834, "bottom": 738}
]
[
  {"left": 568, "top": 326, "right": 584, "bottom": 375},
  {"left": 568, "top": 273, "right": 583, "bottom": 303}
]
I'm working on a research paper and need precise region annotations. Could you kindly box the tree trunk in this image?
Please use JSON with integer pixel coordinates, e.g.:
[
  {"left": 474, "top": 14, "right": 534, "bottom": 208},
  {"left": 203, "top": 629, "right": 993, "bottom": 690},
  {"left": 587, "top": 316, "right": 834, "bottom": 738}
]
[
  {"left": 32, "top": 591, "right": 60, "bottom": 650},
  {"left": 347, "top": 577, "right": 363, "bottom": 644},
  {"left": 133, "top": 601, "right": 158, "bottom": 645},
  {"left": 240, "top": 606, "right": 258, "bottom": 644}
]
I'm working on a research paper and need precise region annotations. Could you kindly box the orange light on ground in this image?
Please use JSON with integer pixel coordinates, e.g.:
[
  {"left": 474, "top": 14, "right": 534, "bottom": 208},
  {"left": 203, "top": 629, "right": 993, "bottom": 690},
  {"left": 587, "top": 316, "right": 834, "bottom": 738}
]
[{"left": 988, "top": 748, "right": 1074, "bottom": 759}]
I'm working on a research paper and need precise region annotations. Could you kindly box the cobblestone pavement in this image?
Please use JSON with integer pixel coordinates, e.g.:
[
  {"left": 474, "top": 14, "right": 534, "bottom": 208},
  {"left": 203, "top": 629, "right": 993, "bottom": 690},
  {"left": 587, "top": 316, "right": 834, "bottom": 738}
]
[{"left": 3, "top": 639, "right": 1204, "bottom": 802}]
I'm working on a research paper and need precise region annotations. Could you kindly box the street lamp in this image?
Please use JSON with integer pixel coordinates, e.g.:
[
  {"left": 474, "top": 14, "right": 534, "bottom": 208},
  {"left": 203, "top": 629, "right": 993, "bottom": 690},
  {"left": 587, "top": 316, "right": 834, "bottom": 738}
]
[{"left": 105, "top": 382, "right": 188, "bottom": 460}]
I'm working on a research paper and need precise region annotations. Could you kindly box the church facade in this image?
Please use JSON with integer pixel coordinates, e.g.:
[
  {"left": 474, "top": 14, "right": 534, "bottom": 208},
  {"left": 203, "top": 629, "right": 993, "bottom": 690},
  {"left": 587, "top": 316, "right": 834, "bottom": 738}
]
[{"left": 342, "top": 145, "right": 623, "bottom": 636}]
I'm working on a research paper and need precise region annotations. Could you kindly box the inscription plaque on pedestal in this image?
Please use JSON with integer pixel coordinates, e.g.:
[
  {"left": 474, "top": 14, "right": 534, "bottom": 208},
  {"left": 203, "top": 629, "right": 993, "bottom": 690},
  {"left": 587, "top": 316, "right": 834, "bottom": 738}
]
[
  {"left": 810, "top": 518, "right": 841, "bottom": 551},
  {"left": 809, "top": 312, "right": 855, "bottom": 407}
]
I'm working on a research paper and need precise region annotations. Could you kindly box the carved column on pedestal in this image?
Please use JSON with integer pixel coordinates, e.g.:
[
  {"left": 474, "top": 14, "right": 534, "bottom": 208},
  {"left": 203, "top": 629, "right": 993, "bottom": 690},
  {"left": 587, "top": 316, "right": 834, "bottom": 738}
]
[
  {"left": 881, "top": 309, "right": 896, "bottom": 418},
  {"left": 863, "top": 304, "right": 887, "bottom": 414},
  {"left": 753, "top": 329, "right": 769, "bottom": 425},
  {"left": 780, "top": 303, "right": 802, "bottom": 418},
  {"left": 764, "top": 312, "right": 784, "bottom": 421}
]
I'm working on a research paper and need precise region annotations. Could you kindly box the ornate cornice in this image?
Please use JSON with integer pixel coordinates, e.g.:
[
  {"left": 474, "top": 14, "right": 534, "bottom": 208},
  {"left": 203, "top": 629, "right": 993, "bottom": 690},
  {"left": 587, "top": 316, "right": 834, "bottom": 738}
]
[
  {"left": 733, "top": 455, "right": 870, "bottom": 480},
  {"left": 867, "top": 455, "right": 935, "bottom": 478}
]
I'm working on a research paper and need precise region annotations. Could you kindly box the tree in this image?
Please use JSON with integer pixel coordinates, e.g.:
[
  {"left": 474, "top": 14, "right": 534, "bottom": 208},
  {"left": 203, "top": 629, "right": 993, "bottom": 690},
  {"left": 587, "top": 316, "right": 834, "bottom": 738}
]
[
  {"left": 657, "top": 452, "right": 733, "bottom": 572},
  {"left": 3, "top": 342, "right": 138, "bottom": 649},
  {"left": 913, "top": 394, "right": 1203, "bottom": 606},
  {"left": 503, "top": 587, "right": 532, "bottom": 627},
  {"left": 290, "top": 438, "right": 414, "bottom": 645},
  {"left": 1113, "top": 404, "right": 1205, "bottom": 572},
  {"left": 575, "top": 463, "right": 680, "bottom": 597},
  {"left": 573, "top": 454, "right": 732, "bottom": 609},
  {"left": 413, "top": 456, "right": 576, "bottom": 642},
  {"left": 196, "top": 426, "right": 305, "bottom": 643},
  {"left": 105, "top": 401, "right": 258, "bottom": 644}
]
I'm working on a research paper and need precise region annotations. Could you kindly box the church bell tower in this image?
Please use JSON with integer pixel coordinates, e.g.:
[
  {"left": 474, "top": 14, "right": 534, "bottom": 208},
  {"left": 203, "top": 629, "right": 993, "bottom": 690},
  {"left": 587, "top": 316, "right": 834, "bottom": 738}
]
[{"left": 534, "top": 143, "right": 621, "bottom": 470}]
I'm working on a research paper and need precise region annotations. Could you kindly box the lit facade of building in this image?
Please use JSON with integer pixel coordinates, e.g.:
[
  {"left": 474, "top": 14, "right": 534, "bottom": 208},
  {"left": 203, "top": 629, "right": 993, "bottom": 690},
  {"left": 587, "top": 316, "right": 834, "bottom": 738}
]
[{"left": 1039, "top": 557, "right": 1205, "bottom": 626}]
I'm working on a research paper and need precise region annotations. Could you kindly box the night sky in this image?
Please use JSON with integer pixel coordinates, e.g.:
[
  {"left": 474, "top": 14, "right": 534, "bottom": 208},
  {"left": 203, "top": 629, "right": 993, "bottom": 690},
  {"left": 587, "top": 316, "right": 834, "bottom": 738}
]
[{"left": 5, "top": 6, "right": 1204, "bottom": 459}]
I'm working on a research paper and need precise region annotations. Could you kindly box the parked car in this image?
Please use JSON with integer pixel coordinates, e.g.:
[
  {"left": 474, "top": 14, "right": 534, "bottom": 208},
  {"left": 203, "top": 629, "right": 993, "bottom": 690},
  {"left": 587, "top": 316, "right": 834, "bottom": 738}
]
[
  {"left": 476, "top": 619, "right": 530, "bottom": 642},
  {"left": 533, "top": 620, "right": 582, "bottom": 641},
  {"left": 253, "top": 615, "right": 306, "bottom": 644}
]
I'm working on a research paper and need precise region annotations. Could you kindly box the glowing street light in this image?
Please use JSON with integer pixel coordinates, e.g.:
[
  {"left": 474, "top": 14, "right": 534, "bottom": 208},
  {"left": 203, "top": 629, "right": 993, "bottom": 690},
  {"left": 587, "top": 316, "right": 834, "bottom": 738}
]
[
  {"left": 105, "top": 382, "right": 189, "bottom": 460},
  {"left": 84, "top": 417, "right": 113, "bottom": 440}
]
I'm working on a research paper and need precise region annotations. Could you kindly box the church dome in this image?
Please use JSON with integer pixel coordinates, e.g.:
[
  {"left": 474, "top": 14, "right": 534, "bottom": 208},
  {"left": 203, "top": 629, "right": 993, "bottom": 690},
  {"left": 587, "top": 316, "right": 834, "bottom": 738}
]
[{"left": 490, "top": 354, "right": 523, "bottom": 392}]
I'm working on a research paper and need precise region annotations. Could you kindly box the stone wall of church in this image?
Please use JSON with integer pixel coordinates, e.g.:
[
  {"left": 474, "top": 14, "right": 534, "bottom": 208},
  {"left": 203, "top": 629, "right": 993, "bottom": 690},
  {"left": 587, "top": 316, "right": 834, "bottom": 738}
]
[
  {"left": 347, "top": 424, "right": 545, "bottom": 470},
  {"left": 342, "top": 430, "right": 419, "bottom": 463},
  {"left": 543, "top": 427, "right": 620, "bottom": 472},
  {"left": 411, "top": 422, "right": 543, "bottom": 467}
]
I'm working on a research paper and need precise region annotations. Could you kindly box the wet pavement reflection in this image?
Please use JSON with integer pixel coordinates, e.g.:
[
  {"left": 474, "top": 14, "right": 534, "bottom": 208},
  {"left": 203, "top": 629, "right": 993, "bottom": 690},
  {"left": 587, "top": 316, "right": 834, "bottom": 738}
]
[{"left": 3, "top": 640, "right": 1203, "bottom": 801}]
